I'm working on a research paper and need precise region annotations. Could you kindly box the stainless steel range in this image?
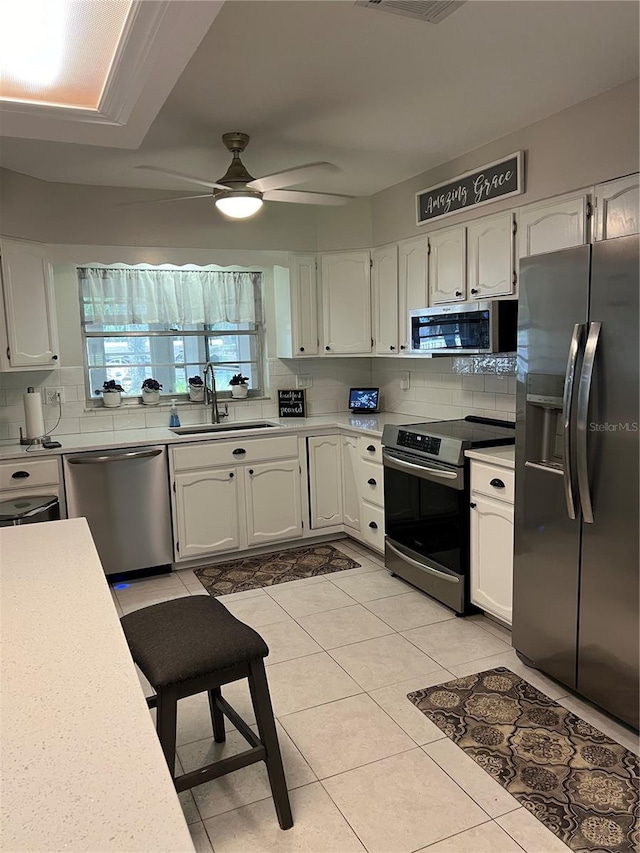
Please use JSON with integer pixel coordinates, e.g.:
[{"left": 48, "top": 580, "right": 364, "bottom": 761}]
[{"left": 382, "top": 416, "right": 515, "bottom": 614}]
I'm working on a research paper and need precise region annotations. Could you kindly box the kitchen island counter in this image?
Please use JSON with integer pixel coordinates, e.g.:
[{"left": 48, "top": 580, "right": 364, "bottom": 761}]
[{"left": 0, "top": 518, "right": 195, "bottom": 853}]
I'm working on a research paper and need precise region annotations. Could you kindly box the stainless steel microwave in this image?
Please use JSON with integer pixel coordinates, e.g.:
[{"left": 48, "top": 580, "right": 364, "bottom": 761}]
[{"left": 408, "top": 300, "right": 517, "bottom": 355}]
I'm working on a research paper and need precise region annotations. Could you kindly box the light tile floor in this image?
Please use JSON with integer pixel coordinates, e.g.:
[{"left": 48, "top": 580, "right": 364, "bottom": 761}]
[{"left": 111, "top": 538, "right": 639, "bottom": 853}]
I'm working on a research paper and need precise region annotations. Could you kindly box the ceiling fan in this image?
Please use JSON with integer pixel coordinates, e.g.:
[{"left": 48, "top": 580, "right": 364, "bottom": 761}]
[{"left": 134, "top": 132, "right": 353, "bottom": 219}]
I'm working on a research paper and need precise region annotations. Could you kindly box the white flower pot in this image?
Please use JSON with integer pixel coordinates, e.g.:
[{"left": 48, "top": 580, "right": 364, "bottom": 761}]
[
  {"left": 231, "top": 384, "right": 249, "bottom": 399},
  {"left": 188, "top": 385, "right": 205, "bottom": 402},
  {"left": 142, "top": 389, "right": 161, "bottom": 406},
  {"left": 101, "top": 390, "right": 122, "bottom": 408}
]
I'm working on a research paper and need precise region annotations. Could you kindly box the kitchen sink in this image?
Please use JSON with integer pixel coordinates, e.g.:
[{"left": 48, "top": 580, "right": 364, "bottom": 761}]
[{"left": 170, "top": 421, "right": 277, "bottom": 435}]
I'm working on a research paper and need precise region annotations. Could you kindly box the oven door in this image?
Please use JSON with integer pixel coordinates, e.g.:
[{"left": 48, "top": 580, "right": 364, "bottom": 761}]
[{"left": 383, "top": 449, "right": 468, "bottom": 613}]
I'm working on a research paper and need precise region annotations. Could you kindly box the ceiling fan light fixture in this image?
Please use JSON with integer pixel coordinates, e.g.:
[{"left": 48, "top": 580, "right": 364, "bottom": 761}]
[{"left": 215, "top": 191, "right": 263, "bottom": 219}]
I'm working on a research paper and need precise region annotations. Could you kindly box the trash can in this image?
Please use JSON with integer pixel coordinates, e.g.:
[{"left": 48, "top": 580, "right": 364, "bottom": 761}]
[{"left": 0, "top": 495, "right": 60, "bottom": 527}]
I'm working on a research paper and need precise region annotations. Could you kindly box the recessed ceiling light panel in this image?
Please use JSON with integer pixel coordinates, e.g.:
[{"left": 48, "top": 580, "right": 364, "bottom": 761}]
[{"left": 0, "top": 0, "right": 133, "bottom": 110}]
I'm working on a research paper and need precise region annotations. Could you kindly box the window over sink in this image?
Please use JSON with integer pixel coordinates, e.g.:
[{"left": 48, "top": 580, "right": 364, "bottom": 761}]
[{"left": 78, "top": 264, "right": 264, "bottom": 401}]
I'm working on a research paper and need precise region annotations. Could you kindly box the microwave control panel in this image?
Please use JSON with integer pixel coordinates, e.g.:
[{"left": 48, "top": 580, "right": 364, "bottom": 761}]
[{"left": 397, "top": 431, "right": 442, "bottom": 455}]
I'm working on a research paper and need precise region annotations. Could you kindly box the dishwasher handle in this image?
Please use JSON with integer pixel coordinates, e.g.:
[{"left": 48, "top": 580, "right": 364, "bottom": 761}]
[{"left": 65, "top": 448, "right": 164, "bottom": 465}]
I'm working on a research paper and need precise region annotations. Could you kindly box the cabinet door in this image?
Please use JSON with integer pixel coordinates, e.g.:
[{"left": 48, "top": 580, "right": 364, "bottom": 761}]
[
  {"left": 594, "top": 174, "right": 639, "bottom": 241},
  {"left": 470, "top": 492, "right": 514, "bottom": 625},
  {"left": 518, "top": 193, "right": 588, "bottom": 258},
  {"left": 173, "top": 469, "right": 242, "bottom": 560},
  {"left": 292, "top": 254, "right": 319, "bottom": 355},
  {"left": 0, "top": 238, "right": 59, "bottom": 369},
  {"left": 372, "top": 245, "right": 398, "bottom": 354},
  {"left": 467, "top": 212, "right": 515, "bottom": 299},
  {"left": 341, "top": 435, "right": 360, "bottom": 531},
  {"left": 307, "top": 435, "right": 342, "bottom": 528},
  {"left": 321, "top": 252, "right": 371, "bottom": 354},
  {"left": 428, "top": 226, "right": 466, "bottom": 304},
  {"left": 245, "top": 460, "right": 303, "bottom": 546},
  {"left": 398, "top": 237, "right": 428, "bottom": 351}
]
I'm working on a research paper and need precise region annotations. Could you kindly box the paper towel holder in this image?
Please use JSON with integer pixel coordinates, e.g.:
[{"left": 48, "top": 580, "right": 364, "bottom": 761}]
[{"left": 20, "top": 386, "right": 48, "bottom": 446}]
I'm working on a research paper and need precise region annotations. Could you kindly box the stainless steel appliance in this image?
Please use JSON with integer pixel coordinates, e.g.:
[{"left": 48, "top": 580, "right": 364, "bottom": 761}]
[
  {"left": 382, "top": 416, "right": 515, "bottom": 613},
  {"left": 514, "top": 234, "right": 639, "bottom": 730},
  {"left": 409, "top": 300, "right": 517, "bottom": 355},
  {"left": 63, "top": 446, "right": 173, "bottom": 577}
]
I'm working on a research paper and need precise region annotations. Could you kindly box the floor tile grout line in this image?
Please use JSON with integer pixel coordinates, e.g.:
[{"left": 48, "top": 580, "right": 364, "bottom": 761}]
[{"left": 398, "top": 628, "right": 511, "bottom": 671}]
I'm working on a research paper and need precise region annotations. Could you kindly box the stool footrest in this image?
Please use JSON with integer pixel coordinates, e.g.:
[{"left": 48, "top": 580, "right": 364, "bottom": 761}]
[
  {"left": 146, "top": 695, "right": 158, "bottom": 710},
  {"left": 216, "top": 695, "right": 260, "bottom": 748},
  {"left": 174, "top": 745, "right": 266, "bottom": 794}
]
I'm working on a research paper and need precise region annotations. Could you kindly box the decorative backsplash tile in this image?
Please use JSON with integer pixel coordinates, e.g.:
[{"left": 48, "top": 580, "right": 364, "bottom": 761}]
[{"left": 452, "top": 354, "right": 517, "bottom": 374}]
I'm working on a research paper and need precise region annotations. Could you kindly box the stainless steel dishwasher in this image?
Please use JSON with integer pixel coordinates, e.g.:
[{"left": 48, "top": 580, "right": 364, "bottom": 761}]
[{"left": 63, "top": 446, "right": 173, "bottom": 577}]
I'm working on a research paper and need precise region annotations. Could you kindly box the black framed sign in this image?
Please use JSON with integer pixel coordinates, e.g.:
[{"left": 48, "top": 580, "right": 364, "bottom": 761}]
[
  {"left": 278, "top": 389, "right": 306, "bottom": 418},
  {"left": 416, "top": 151, "right": 524, "bottom": 225}
]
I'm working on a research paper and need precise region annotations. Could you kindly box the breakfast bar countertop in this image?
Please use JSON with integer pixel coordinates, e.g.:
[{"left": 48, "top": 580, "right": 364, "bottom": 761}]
[{"left": 0, "top": 518, "right": 195, "bottom": 853}]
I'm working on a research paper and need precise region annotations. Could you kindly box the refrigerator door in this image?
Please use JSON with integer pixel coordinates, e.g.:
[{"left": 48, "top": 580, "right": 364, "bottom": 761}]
[
  {"left": 577, "top": 234, "right": 639, "bottom": 729},
  {"left": 513, "top": 246, "right": 590, "bottom": 689}
]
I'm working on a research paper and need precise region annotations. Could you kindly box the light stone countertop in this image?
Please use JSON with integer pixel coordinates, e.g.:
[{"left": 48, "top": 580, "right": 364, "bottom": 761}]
[
  {"left": 465, "top": 445, "right": 516, "bottom": 469},
  {"left": 0, "top": 412, "right": 425, "bottom": 461},
  {"left": 0, "top": 518, "right": 195, "bottom": 853}
]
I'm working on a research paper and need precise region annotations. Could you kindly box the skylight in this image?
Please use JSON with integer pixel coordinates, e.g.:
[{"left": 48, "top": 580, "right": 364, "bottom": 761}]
[{"left": 0, "top": 0, "right": 133, "bottom": 110}]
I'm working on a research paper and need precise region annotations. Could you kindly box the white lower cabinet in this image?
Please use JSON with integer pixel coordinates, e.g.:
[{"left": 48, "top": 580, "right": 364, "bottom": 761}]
[
  {"left": 174, "top": 469, "right": 242, "bottom": 560},
  {"left": 469, "top": 460, "right": 514, "bottom": 625},
  {"left": 245, "top": 460, "right": 302, "bottom": 546},
  {"left": 341, "top": 435, "right": 360, "bottom": 531},
  {"left": 171, "top": 436, "right": 303, "bottom": 561},
  {"left": 308, "top": 435, "right": 343, "bottom": 528}
]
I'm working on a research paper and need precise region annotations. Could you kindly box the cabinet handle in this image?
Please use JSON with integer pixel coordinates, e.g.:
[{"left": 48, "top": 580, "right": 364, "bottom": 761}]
[
  {"left": 390, "top": 345, "right": 395, "bottom": 351},
  {"left": 470, "top": 288, "right": 478, "bottom": 295},
  {"left": 325, "top": 346, "right": 330, "bottom": 351},
  {"left": 490, "top": 478, "right": 505, "bottom": 489},
  {"left": 51, "top": 354, "right": 58, "bottom": 361},
  {"left": 400, "top": 345, "right": 406, "bottom": 351},
  {"left": 470, "top": 502, "right": 477, "bottom": 508},
  {"left": 366, "top": 445, "right": 376, "bottom": 453},
  {"left": 367, "top": 478, "right": 377, "bottom": 486},
  {"left": 229, "top": 472, "right": 234, "bottom": 478},
  {"left": 11, "top": 470, "right": 30, "bottom": 479},
  {"left": 248, "top": 469, "right": 254, "bottom": 475},
  {"left": 368, "top": 521, "right": 378, "bottom": 530},
  {"left": 455, "top": 291, "right": 462, "bottom": 297},
  {"left": 299, "top": 347, "right": 305, "bottom": 352},
  {"left": 232, "top": 448, "right": 246, "bottom": 456}
]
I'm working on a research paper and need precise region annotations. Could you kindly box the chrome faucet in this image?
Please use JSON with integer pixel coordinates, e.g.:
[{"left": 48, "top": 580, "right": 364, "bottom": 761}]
[{"left": 203, "top": 362, "right": 228, "bottom": 424}]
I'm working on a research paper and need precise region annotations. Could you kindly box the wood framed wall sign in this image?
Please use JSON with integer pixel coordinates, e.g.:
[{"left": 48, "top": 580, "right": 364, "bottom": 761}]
[
  {"left": 278, "top": 389, "right": 306, "bottom": 417},
  {"left": 416, "top": 151, "right": 524, "bottom": 225}
]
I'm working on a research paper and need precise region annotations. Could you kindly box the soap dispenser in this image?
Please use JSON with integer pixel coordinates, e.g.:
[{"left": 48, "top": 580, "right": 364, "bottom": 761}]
[{"left": 169, "top": 399, "right": 181, "bottom": 428}]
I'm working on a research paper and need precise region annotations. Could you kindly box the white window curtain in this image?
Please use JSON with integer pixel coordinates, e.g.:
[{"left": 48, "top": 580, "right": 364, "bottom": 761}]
[{"left": 79, "top": 267, "right": 260, "bottom": 325}]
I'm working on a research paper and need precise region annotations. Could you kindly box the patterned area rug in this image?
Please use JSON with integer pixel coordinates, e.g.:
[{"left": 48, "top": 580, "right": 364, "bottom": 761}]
[
  {"left": 193, "top": 543, "right": 360, "bottom": 596},
  {"left": 408, "top": 668, "right": 639, "bottom": 853}
]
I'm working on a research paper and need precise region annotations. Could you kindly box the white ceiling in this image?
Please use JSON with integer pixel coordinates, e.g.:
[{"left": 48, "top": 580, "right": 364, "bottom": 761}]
[{"left": 0, "top": 0, "right": 638, "bottom": 197}]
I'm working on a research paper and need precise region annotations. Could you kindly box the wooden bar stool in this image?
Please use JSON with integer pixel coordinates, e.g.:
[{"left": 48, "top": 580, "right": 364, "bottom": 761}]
[{"left": 120, "top": 595, "right": 293, "bottom": 830}]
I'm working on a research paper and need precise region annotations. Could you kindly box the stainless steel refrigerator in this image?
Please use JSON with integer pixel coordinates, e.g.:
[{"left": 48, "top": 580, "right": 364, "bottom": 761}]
[{"left": 514, "top": 233, "right": 639, "bottom": 731}]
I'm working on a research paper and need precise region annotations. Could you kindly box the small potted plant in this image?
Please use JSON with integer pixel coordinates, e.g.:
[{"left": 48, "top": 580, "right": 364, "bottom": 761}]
[
  {"left": 96, "top": 380, "right": 124, "bottom": 408},
  {"left": 229, "top": 373, "right": 249, "bottom": 399},
  {"left": 141, "top": 377, "right": 163, "bottom": 406},
  {"left": 188, "top": 375, "right": 205, "bottom": 402}
]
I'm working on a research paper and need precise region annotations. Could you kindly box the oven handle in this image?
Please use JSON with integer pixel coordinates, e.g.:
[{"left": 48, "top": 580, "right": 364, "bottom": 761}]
[
  {"left": 386, "top": 541, "right": 460, "bottom": 584},
  {"left": 382, "top": 450, "right": 463, "bottom": 489}
]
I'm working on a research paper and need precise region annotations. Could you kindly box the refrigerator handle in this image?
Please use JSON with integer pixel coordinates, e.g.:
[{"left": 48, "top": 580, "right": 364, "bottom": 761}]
[
  {"left": 562, "top": 323, "right": 583, "bottom": 520},
  {"left": 576, "top": 321, "right": 602, "bottom": 524}
]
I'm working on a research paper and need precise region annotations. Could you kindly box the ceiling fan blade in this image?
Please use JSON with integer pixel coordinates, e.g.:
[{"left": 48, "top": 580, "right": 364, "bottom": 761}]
[
  {"left": 263, "top": 189, "right": 353, "bottom": 206},
  {"left": 248, "top": 162, "right": 338, "bottom": 192},
  {"left": 135, "top": 165, "right": 230, "bottom": 191},
  {"left": 118, "top": 194, "right": 211, "bottom": 207}
]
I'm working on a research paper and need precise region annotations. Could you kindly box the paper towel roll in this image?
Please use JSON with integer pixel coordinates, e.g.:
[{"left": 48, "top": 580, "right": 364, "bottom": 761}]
[{"left": 24, "top": 388, "right": 45, "bottom": 439}]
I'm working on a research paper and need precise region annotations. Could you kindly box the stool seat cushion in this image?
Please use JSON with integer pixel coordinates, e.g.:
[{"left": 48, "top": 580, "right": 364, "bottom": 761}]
[{"left": 120, "top": 596, "right": 269, "bottom": 688}]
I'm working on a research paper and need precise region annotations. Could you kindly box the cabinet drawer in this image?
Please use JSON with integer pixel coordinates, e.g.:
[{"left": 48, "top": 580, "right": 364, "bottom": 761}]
[
  {"left": 361, "top": 459, "right": 384, "bottom": 508},
  {"left": 358, "top": 436, "right": 382, "bottom": 462},
  {"left": 0, "top": 458, "right": 60, "bottom": 491},
  {"left": 470, "top": 461, "right": 514, "bottom": 503},
  {"left": 172, "top": 435, "right": 299, "bottom": 472},
  {"left": 361, "top": 502, "right": 385, "bottom": 553}
]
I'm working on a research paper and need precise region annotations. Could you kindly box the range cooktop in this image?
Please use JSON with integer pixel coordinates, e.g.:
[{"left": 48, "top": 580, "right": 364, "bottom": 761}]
[{"left": 382, "top": 416, "right": 515, "bottom": 467}]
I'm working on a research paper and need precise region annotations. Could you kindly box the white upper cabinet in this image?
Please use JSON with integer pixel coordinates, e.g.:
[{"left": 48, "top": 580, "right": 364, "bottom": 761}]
[
  {"left": 593, "top": 174, "right": 639, "bottom": 241},
  {"left": 518, "top": 192, "right": 589, "bottom": 258},
  {"left": 398, "top": 237, "right": 428, "bottom": 351},
  {"left": 372, "top": 245, "right": 398, "bottom": 355},
  {"left": 466, "top": 212, "right": 516, "bottom": 299},
  {"left": 320, "top": 251, "right": 372, "bottom": 354},
  {"left": 274, "top": 254, "right": 318, "bottom": 358},
  {"left": 0, "top": 238, "right": 60, "bottom": 370},
  {"left": 428, "top": 226, "right": 467, "bottom": 304}
]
